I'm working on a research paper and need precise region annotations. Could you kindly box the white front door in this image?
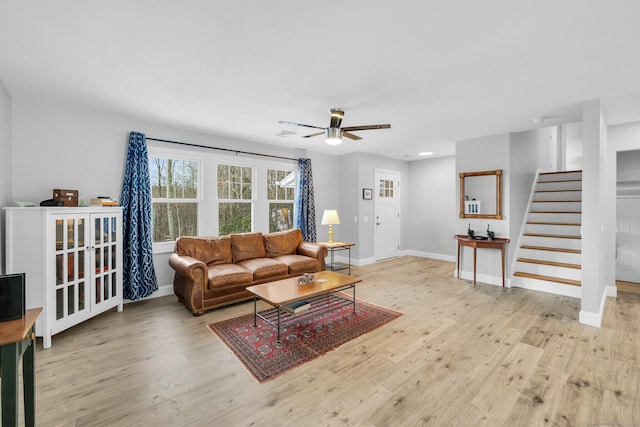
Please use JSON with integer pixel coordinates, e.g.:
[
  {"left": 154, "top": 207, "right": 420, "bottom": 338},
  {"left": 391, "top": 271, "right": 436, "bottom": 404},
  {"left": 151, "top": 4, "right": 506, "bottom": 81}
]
[
  {"left": 616, "top": 197, "right": 640, "bottom": 283},
  {"left": 374, "top": 170, "right": 400, "bottom": 261}
]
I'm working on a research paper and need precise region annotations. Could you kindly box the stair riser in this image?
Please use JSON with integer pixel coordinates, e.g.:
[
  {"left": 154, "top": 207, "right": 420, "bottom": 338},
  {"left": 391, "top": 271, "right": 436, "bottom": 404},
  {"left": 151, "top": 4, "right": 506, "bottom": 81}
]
[
  {"left": 536, "top": 181, "right": 582, "bottom": 191},
  {"left": 525, "top": 224, "right": 581, "bottom": 236},
  {"left": 519, "top": 248, "right": 581, "bottom": 264},
  {"left": 533, "top": 191, "right": 582, "bottom": 202},
  {"left": 528, "top": 212, "right": 582, "bottom": 223},
  {"left": 521, "top": 236, "right": 582, "bottom": 250},
  {"left": 530, "top": 201, "right": 581, "bottom": 212},
  {"left": 539, "top": 171, "right": 583, "bottom": 182},
  {"left": 512, "top": 277, "right": 581, "bottom": 298},
  {"left": 515, "top": 263, "right": 581, "bottom": 280}
]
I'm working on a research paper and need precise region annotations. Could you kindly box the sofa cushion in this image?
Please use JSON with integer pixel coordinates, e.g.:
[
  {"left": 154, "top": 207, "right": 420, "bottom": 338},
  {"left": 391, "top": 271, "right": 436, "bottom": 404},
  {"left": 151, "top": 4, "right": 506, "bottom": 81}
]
[
  {"left": 207, "top": 264, "right": 253, "bottom": 289},
  {"left": 263, "top": 229, "right": 303, "bottom": 257},
  {"left": 236, "top": 258, "right": 288, "bottom": 280},
  {"left": 230, "top": 232, "right": 266, "bottom": 262},
  {"left": 273, "top": 254, "right": 320, "bottom": 275},
  {"left": 176, "top": 236, "right": 232, "bottom": 265}
]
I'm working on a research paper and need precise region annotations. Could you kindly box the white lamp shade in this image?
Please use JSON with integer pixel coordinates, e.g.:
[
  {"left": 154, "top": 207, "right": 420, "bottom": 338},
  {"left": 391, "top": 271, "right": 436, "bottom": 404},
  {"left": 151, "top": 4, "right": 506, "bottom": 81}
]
[{"left": 321, "top": 209, "right": 341, "bottom": 225}]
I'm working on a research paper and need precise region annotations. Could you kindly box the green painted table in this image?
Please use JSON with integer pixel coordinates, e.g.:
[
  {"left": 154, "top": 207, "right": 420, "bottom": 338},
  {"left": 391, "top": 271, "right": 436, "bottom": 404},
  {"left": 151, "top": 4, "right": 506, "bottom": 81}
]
[{"left": 0, "top": 308, "right": 41, "bottom": 427}]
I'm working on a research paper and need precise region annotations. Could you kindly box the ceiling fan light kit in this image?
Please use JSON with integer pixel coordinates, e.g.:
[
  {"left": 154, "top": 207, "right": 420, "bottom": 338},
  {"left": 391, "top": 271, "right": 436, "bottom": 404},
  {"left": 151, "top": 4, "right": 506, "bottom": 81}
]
[
  {"left": 279, "top": 108, "right": 390, "bottom": 145},
  {"left": 325, "top": 128, "right": 343, "bottom": 145}
]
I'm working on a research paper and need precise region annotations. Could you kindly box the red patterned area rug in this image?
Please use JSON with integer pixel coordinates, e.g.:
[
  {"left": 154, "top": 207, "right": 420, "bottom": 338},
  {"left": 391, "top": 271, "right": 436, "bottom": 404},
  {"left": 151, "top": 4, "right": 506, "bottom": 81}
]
[{"left": 208, "top": 298, "right": 402, "bottom": 383}]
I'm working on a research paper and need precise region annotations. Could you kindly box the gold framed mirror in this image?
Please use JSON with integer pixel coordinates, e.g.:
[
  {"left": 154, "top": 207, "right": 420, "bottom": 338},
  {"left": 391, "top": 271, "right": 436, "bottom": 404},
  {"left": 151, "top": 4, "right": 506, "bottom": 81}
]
[{"left": 459, "top": 169, "right": 502, "bottom": 219}]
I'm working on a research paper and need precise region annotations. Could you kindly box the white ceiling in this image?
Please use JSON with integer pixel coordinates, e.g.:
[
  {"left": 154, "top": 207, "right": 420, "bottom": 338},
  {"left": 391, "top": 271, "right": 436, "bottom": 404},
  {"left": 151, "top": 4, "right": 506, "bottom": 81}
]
[{"left": 2, "top": 1, "right": 640, "bottom": 160}]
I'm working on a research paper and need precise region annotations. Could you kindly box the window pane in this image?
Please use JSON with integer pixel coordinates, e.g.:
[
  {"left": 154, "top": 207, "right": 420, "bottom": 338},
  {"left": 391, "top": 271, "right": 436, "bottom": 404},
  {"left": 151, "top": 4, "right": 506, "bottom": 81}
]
[
  {"left": 151, "top": 158, "right": 198, "bottom": 199},
  {"left": 218, "top": 182, "right": 229, "bottom": 199},
  {"left": 267, "top": 168, "right": 294, "bottom": 201},
  {"left": 219, "top": 202, "right": 252, "bottom": 235},
  {"left": 269, "top": 203, "right": 294, "bottom": 233},
  {"left": 152, "top": 202, "right": 198, "bottom": 242}
]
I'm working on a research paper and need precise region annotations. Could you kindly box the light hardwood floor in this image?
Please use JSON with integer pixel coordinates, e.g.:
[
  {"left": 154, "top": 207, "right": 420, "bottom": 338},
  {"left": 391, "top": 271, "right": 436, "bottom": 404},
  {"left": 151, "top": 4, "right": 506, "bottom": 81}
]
[{"left": 16, "top": 257, "right": 640, "bottom": 426}]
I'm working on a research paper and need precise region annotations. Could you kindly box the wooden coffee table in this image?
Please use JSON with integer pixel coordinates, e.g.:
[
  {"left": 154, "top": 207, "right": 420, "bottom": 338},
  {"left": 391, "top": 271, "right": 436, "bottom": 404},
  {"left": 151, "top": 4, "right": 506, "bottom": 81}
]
[{"left": 246, "top": 271, "right": 362, "bottom": 345}]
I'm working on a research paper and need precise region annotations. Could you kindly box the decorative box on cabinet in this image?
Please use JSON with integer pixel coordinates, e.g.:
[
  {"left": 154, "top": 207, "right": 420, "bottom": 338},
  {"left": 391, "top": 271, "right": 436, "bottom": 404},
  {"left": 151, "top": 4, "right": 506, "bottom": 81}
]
[{"left": 4, "top": 207, "right": 124, "bottom": 348}]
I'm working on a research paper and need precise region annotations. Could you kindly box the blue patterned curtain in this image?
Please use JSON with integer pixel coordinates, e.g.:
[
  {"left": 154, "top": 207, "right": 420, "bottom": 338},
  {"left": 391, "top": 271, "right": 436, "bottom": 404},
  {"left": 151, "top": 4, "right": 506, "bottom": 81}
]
[
  {"left": 120, "top": 132, "right": 158, "bottom": 300},
  {"left": 294, "top": 158, "right": 317, "bottom": 242}
]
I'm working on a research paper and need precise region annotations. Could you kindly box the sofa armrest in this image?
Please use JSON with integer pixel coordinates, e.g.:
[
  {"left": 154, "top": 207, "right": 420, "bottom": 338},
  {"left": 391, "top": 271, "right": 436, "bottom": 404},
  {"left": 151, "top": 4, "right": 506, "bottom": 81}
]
[
  {"left": 169, "top": 254, "right": 208, "bottom": 286},
  {"left": 297, "top": 242, "right": 329, "bottom": 270}
]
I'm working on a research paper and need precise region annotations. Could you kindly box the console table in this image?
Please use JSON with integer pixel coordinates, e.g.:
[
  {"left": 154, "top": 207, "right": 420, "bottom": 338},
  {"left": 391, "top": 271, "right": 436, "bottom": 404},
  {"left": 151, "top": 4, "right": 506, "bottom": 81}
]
[
  {"left": 454, "top": 235, "right": 510, "bottom": 287},
  {"left": 0, "top": 307, "right": 41, "bottom": 427}
]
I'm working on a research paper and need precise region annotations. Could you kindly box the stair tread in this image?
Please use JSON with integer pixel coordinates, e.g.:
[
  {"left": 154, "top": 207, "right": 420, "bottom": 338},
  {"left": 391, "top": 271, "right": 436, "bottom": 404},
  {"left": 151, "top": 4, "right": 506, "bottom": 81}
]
[
  {"left": 530, "top": 211, "right": 582, "bottom": 214},
  {"left": 517, "top": 258, "right": 581, "bottom": 269},
  {"left": 539, "top": 170, "right": 582, "bottom": 175},
  {"left": 524, "top": 233, "right": 581, "bottom": 239},
  {"left": 527, "top": 221, "right": 581, "bottom": 226},
  {"left": 514, "top": 271, "right": 581, "bottom": 286},
  {"left": 520, "top": 245, "right": 581, "bottom": 254},
  {"left": 532, "top": 200, "right": 581, "bottom": 203},
  {"left": 536, "top": 179, "right": 582, "bottom": 184},
  {"left": 535, "top": 189, "right": 582, "bottom": 193}
]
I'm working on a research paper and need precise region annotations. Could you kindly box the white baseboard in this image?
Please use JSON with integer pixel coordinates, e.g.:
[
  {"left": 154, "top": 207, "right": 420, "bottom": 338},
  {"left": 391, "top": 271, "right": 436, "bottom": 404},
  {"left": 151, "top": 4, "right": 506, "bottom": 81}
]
[
  {"left": 401, "top": 250, "right": 456, "bottom": 263},
  {"left": 124, "top": 283, "right": 173, "bottom": 304},
  {"left": 455, "top": 269, "right": 509, "bottom": 288},
  {"left": 579, "top": 286, "right": 615, "bottom": 329}
]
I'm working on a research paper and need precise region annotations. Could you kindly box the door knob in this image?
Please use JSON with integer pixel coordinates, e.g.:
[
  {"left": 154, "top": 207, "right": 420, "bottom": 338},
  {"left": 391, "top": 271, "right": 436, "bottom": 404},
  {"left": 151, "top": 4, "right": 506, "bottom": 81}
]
[{"left": 376, "top": 222, "right": 381, "bottom": 226}]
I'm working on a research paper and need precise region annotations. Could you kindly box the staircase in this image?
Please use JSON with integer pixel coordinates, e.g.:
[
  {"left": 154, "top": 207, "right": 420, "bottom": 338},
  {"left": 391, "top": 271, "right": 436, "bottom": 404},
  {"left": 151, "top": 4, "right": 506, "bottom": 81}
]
[{"left": 512, "top": 170, "right": 582, "bottom": 298}]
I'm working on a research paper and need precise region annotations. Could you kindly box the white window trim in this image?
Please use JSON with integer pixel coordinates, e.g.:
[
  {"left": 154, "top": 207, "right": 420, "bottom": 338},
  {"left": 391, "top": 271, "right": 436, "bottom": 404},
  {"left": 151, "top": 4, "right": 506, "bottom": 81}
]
[
  {"left": 148, "top": 146, "right": 205, "bottom": 254},
  {"left": 147, "top": 144, "right": 297, "bottom": 254}
]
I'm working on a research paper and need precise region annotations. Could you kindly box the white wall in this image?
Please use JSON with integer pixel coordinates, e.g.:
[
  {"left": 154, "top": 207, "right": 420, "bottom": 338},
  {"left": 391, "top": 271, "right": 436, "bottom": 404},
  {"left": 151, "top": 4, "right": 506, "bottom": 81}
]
[
  {"left": 9, "top": 95, "right": 341, "bottom": 292},
  {"left": 566, "top": 121, "right": 583, "bottom": 170},
  {"left": 0, "top": 80, "right": 12, "bottom": 274},
  {"left": 579, "top": 99, "right": 613, "bottom": 327},
  {"left": 455, "top": 134, "right": 510, "bottom": 283},
  {"left": 508, "top": 129, "right": 545, "bottom": 270},
  {"left": 406, "top": 156, "right": 456, "bottom": 259},
  {"left": 337, "top": 152, "right": 409, "bottom": 263},
  {"left": 610, "top": 122, "right": 640, "bottom": 197},
  {"left": 616, "top": 149, "right": 640, "bottom": 196}
]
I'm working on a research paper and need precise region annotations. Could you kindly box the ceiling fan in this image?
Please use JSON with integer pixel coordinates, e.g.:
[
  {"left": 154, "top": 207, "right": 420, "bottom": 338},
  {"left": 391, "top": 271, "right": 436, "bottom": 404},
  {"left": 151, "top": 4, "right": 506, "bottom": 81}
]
[{"left": 279, "top": 108, "right": 391, "bottom": 145}]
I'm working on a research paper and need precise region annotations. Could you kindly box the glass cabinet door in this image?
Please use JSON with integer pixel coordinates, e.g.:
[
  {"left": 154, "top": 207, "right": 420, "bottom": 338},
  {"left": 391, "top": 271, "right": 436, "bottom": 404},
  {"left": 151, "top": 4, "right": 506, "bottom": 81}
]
[
  {"left": 91, "top": 213, "right": 121, "bottom": 309},
  {"left": 53, "top": 214, "right": 90, "bottom": 323}
]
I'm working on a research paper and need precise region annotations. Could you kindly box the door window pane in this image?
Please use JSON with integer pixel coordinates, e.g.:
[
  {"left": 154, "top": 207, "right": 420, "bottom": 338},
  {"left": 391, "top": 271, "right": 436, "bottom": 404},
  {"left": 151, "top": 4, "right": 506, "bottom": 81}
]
[{"left": 56, "top": 288, "right": 64, "bottom": 320}]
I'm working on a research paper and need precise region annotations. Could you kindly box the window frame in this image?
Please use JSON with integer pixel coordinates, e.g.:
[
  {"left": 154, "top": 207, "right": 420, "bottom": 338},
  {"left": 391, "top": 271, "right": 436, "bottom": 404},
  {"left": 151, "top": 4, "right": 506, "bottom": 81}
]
[
  {"left": 148, "top": 146, "right": 205, "bottom": 254},
  {"left": 266, "top": 166, "right": 296, "bottom": 233},
  {"left": 215, "top": 161, "right": 257, "bottom": 236},
  {"left": 147, "top": 143, "right": 297, "bottom": 254}
]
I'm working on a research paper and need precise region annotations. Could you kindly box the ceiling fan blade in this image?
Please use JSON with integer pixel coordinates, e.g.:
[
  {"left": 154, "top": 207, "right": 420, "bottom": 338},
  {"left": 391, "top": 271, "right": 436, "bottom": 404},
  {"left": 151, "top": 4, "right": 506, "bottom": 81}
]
[
  {"left": 329, "top": 109, "right": 344, "bottom": 129},
  {"left": 279, "top": 120, "right": 325, "bottom": 130},
  {"left": 302, "top": 131, "right": 325, "bottom": 138},
  {"left": 343, "top": 132, "right": 362, "bottom": 141},
  {"left": 341, "top": 124, "right": 391, "bottom": 131}
]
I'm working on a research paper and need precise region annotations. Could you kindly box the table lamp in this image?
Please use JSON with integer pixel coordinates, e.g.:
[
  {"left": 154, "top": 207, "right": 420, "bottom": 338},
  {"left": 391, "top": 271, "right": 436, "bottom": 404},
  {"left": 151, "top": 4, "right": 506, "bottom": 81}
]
[{"left": 321, "top": 209, "right": 340, "bottom": 244}]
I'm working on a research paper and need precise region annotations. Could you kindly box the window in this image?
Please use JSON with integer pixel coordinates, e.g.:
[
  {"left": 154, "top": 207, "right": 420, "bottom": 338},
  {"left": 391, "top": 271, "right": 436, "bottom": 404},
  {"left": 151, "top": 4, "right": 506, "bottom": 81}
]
[
  {"left": 267, "top": 168, "right": 295, "bottom": 232},
  {"left": 150, "top": 157, "right": 200, "bottom": 243},
  {"left": 217, "top": 164, "right": 254, "bottom": 235}
]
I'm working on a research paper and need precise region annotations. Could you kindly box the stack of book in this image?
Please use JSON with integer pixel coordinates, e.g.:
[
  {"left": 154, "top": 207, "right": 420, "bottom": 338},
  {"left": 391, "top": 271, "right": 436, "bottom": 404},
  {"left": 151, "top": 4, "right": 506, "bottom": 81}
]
[
  {"left": 90, "top": 197, "right": 118, "bottom": 206},
  {"left": 282, "top": 300, "right": 310, "bottom": 314}
]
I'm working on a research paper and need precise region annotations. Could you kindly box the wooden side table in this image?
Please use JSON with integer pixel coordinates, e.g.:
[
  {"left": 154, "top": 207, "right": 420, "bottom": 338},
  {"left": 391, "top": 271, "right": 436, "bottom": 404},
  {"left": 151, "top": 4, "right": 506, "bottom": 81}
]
[
  {"left": 0, "top": 307, "right": 41, "bottom": 427},
  {"left": 318, "top": 242, "right": 355, "bottom": 275},
  {"left": 454, "top": 235, "right": 510, "bottom": 287}
]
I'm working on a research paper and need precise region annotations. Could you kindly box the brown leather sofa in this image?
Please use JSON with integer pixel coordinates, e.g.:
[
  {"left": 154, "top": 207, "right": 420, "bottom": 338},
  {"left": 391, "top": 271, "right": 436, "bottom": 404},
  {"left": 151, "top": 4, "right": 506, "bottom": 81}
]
[{"left": 169, "top": 229, "right": 328, "bottom": 315}]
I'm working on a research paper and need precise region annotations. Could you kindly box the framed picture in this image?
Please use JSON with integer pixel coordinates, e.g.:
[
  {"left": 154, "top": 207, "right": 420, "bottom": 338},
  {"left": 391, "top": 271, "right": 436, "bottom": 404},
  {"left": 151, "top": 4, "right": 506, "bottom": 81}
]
[{"left": 363, "top": 188, "right": 373, "bottom": 200}]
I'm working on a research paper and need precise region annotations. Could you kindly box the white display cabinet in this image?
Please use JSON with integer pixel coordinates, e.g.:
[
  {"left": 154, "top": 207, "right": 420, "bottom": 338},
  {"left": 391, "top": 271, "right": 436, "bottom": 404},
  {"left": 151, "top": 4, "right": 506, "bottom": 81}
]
[{"left": 4, "top": 207, "right": 124, "bottom": 348}]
